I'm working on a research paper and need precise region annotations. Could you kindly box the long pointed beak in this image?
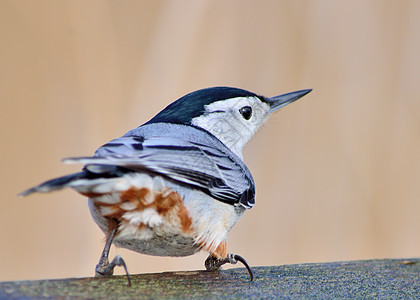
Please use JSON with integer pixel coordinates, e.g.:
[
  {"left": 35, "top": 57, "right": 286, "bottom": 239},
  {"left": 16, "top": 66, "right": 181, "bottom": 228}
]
[{"left": 267, "top": 89, "right": 312, "bottom": 113}]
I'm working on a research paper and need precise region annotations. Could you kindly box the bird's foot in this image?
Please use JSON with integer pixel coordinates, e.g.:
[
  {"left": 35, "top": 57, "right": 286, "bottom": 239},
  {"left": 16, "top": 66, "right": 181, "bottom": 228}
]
[
  {"left": 95, "top": 254, "right": 132, "bottom": 286},
  {"left": 205, "top": 252, "right": 253, "bottom": 281}
]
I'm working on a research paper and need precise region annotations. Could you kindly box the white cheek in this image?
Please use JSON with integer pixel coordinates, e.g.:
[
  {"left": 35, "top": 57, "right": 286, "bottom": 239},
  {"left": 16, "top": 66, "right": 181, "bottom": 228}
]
[
  {"left": 190, "top": 97, "right": 270, "bottom": 157},
  {"left": 191, "top": 113, "right": 242, "bottom": 156}
]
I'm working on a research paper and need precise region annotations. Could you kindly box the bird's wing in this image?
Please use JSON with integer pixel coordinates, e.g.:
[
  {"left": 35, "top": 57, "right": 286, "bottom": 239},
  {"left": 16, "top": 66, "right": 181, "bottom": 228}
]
[{"left": 64, "top": 135, "right": 255, "bottom": 208}]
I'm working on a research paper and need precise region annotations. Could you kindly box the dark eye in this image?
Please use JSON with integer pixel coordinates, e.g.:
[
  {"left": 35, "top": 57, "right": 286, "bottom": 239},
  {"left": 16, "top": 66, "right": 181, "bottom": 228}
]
[{"left": 239, "top": 106, "right": 252, "bottom": 120}]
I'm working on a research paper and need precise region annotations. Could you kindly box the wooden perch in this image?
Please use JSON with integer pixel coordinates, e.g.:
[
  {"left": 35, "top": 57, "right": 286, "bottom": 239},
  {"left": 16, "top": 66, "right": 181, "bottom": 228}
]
[{"left": 1, "top": 259, "right": 419, "bottom": 298}]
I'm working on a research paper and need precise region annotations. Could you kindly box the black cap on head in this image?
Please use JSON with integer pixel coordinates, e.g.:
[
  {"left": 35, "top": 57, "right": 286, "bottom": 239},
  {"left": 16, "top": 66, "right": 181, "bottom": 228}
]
[{"left": 147, "top": 87, "right": 262, "bottom": 125}]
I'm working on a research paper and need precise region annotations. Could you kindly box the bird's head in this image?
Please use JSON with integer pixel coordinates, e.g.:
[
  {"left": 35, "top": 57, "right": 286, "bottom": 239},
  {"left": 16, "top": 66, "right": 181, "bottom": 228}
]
[{"left": 147, "top": 87, "right": 311, "bottom": 157}]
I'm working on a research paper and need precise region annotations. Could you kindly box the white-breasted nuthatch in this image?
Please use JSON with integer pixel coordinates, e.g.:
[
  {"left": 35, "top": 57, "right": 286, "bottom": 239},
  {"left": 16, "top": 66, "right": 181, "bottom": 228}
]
[{"left": 21, "top": 86, "right": 311, "bottom": 284}]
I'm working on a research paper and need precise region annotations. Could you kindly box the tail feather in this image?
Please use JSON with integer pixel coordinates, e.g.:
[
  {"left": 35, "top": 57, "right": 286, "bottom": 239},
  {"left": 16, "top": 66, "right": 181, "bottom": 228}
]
[{"left": 19, "top": 172, "right": 88, "bottom": 197}]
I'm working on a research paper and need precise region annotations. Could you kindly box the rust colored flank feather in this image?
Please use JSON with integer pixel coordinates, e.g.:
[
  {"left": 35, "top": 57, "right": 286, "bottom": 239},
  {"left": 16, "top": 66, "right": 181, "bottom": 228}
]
[{"left": 90, "top": 187, "right": 193, "bottom": 234}]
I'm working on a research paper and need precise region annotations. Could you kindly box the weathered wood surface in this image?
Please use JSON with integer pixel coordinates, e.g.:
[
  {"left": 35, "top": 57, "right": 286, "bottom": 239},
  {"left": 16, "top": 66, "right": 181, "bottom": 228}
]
[{"left": 1, "top": 259, "right": 419, "bottom": 299}]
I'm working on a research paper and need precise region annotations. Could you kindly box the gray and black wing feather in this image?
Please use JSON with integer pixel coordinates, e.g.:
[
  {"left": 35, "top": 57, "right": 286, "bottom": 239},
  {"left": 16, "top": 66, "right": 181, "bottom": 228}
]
[
  {"left": 77, "top": 135, "right": 254, "bottom": 208},
  {"left": 22, "top": 132, "right": 255, "bottom": 209}
]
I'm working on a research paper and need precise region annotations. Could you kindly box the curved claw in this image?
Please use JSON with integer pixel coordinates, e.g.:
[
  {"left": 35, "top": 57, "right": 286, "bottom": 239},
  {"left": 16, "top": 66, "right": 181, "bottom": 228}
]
[
  {"left": 96, "top": 255, "right": 132, "bottom": 287},
  {"left": 114, "top": 255, "right": 132, "bottom": 287},
  {"left": 232, "top": 254, "right": 254, "bottom": 281},
  {"left": 205, "top": 252, "right": 254, "bottom": 281}
]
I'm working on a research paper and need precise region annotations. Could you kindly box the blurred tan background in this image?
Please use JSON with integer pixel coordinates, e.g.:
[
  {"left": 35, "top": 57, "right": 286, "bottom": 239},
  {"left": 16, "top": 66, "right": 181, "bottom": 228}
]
[{"left": 1, "top": 0, "right": 419, "bottom": 281}]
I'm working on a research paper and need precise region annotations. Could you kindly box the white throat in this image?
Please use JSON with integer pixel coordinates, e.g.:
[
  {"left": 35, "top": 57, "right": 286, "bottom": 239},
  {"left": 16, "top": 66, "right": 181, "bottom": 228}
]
[
  {"left": 192, "top": 118, "right": 249, "bottom": 158},
  {"left": 191, "top": 97, "right": 270, "bottom": 158}
]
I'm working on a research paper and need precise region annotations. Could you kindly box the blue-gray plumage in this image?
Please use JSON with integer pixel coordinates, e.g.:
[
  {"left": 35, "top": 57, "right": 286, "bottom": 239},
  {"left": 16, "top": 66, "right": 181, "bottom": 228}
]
[
  {"left": 20, "top": 86, "right": 311, "bottom": 284},
  {"left": 83, "top": 123, "right": 256, "bottom": 208}
]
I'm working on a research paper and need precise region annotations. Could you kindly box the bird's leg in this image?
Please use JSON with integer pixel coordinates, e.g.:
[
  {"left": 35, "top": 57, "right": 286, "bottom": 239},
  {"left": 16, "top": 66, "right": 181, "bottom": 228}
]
[
  {"left": 205, "top": 244, "right": 254, "bottom": 281},
  {"left": 95, "top": 218, "right": 118, "bottom": 277},
  {"left": 95, "top": 218, "right": 131, "bottom": 286}
]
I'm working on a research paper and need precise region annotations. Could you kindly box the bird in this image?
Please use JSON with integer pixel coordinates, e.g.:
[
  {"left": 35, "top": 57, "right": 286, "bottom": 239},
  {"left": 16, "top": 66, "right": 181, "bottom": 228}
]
[{"left": 20, "top": 86, "right": 311, "bottom": 284}]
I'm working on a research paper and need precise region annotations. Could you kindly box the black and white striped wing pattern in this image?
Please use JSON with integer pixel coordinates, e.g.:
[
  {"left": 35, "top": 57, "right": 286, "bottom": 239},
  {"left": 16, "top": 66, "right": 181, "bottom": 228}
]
[{"left": 65, "top": 135, "right": 255, "bottom": 208}]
